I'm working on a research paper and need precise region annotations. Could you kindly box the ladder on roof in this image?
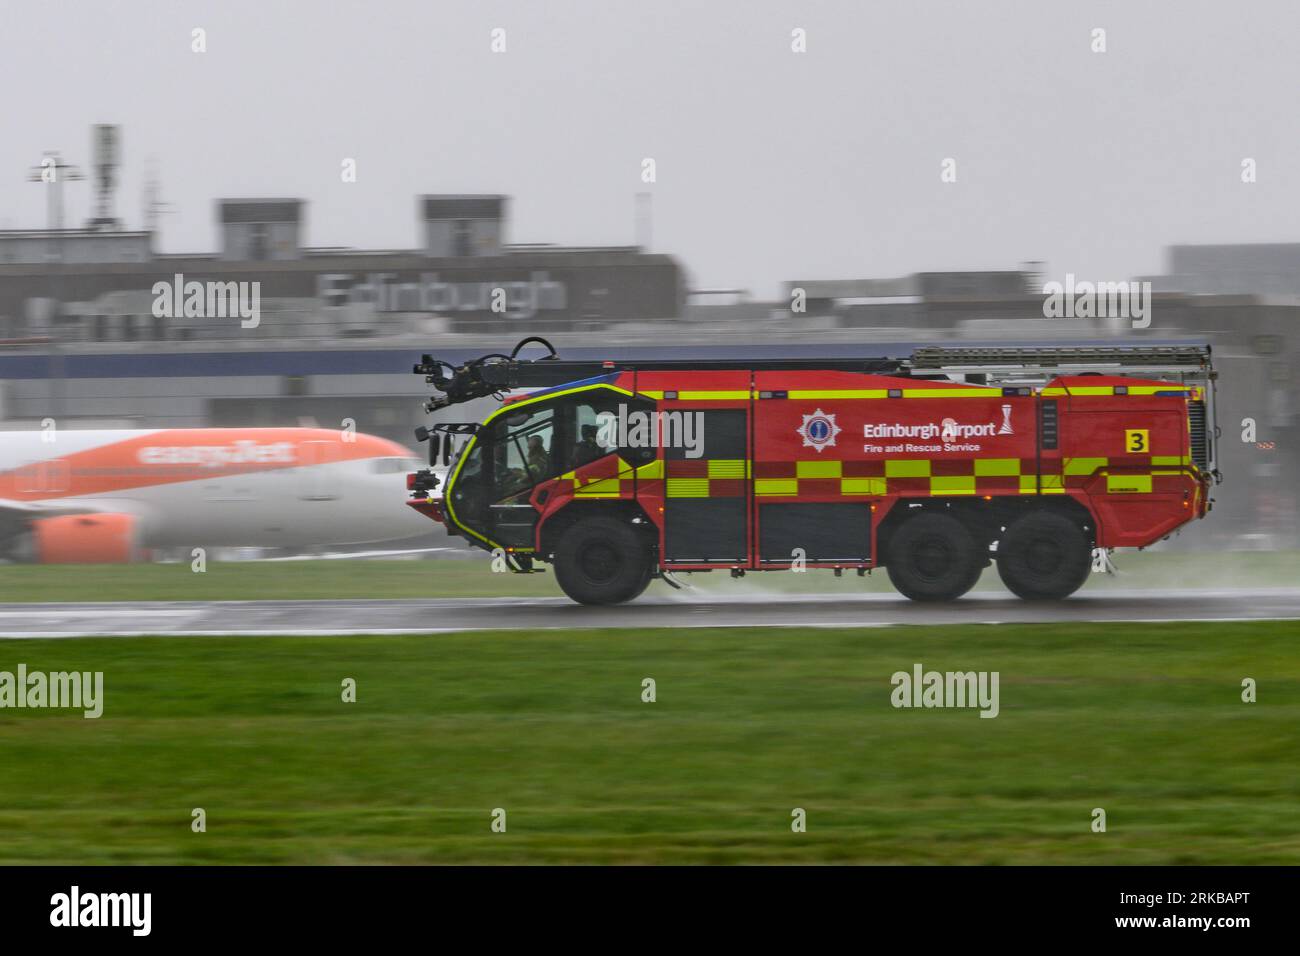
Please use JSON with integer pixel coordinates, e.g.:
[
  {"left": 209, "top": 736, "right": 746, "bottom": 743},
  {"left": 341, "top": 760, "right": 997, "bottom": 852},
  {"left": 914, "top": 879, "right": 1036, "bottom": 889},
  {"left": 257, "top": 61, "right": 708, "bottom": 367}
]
[
  {"left": 907, "top": 344, "right": 1219, "bottom": 483},
  {"left": 907, "top": 343, "right": 1213, "bottom": 384},
  {"left": 905, "top": 343, "right": 1220, "bottom": 485},
  {"left": 415, "top": 338, "right": 1215, "bottom": 410}
]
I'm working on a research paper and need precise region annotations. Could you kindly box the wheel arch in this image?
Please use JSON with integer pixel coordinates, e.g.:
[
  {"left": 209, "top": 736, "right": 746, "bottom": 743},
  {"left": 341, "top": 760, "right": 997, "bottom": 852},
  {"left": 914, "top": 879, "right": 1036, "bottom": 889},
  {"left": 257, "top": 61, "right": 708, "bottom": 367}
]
[{"left": 537, "top": 499, "right": 658, "bottom": 559}]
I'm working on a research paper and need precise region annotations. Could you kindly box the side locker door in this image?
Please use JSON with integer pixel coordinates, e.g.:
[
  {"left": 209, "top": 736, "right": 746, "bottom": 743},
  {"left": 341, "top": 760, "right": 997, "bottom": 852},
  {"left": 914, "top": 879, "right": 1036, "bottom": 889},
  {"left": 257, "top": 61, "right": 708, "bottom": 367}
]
[
  {"left": 751, "top": 370, "right": 875, "bottom": 567},
  {"left": 661, "top": 382, "right": 750, "bottom": 565}
]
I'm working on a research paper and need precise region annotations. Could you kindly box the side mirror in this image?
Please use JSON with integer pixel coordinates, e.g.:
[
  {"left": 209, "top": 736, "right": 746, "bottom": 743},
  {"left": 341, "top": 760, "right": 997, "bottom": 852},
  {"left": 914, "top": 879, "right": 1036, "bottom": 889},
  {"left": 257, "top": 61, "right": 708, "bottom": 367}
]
[
  {"left": 429, "top": 433, "right": 442, "bottom": 467},
  {"left": 442, "top": 436, "right": 454, "bottom": 467}
]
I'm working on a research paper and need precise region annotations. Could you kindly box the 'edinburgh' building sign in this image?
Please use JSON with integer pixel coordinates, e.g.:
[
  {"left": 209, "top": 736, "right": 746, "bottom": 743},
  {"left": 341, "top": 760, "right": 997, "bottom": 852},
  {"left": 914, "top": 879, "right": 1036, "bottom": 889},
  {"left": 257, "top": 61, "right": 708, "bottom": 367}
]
[{"left": 317, "top": 271, "right": 566, "bottom": 319}]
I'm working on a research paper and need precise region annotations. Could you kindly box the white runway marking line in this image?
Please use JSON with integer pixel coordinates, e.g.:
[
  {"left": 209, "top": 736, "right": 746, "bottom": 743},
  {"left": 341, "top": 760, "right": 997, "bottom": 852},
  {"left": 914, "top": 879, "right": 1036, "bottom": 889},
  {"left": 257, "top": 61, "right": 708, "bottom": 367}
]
[{"left": 0, "top": 608, "right": 197, "bottom": 618}]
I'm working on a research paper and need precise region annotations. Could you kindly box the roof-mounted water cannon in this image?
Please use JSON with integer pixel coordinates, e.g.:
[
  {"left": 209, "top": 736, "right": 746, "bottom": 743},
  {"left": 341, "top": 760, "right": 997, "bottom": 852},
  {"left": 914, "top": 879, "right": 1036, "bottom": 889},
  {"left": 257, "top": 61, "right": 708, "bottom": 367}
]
[{"left": 415, "top": 336, "right": 562, "bottom": 412}]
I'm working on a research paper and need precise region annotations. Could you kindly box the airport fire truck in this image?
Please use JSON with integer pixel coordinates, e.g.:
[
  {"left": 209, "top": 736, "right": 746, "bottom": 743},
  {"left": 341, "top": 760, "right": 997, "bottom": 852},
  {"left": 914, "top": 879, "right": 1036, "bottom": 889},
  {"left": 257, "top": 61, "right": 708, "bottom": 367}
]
[{"left": 407, "top": 338, "right": 1219, "bottom": 605}]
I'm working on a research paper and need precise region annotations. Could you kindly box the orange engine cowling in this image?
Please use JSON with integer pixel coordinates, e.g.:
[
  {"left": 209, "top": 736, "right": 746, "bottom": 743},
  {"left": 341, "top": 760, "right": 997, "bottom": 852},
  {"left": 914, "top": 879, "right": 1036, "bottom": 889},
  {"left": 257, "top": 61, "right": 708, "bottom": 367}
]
[{"left": 31, "top": 513, "right": 141, "bottom": 564}]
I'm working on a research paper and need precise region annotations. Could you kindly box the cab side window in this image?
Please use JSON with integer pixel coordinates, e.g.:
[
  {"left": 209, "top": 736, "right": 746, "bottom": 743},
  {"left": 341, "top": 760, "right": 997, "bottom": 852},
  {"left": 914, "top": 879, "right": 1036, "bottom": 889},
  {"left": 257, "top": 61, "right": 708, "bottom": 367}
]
[
  {"left": 566, "top": 395, "right": 657, "bottom": 469},
  {"left": 572, "top": 402, "right": 618, "bottom": 467}
]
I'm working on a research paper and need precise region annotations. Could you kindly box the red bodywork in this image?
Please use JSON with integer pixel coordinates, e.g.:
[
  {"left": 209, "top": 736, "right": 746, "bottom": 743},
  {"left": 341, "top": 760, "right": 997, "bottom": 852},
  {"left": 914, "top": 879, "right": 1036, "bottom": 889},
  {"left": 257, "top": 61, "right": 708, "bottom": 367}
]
[{"left": 414, "top": 366, "right": 1210, "bottom": 567}]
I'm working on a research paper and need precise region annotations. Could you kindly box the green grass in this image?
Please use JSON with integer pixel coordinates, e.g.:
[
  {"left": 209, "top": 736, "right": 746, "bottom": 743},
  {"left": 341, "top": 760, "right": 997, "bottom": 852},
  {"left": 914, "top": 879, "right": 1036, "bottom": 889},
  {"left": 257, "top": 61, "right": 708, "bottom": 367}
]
[
  {"left": 0, "top": 621, "right": 1297, "bottom": 864},
  {"left": 0, "top": 558, "right": 563, "bottom": 602},
  {"left": 0, "top": 550, "right": 1296, "bottom": 603}
]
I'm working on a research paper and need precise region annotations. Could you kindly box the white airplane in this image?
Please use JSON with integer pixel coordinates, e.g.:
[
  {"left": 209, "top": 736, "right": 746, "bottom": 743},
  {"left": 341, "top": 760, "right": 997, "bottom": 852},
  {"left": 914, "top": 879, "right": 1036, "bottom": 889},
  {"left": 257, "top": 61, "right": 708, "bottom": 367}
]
[{"left": 0, "top": 427, "right": 439, "bottom": 562}]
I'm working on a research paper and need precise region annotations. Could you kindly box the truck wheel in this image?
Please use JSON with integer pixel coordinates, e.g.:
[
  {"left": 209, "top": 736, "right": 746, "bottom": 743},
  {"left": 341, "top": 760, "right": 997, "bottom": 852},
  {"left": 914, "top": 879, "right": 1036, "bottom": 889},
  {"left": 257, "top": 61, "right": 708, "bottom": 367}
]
[
  {"left": 627, "top": 565, "right": 655, "bottom": 601},
  {"left": 554, "top": 517, "right": 653, "bottom": 605},
  {"left": 885, "top": 512, "right": 983, "bottom": 602},
  {"left": 996, "top": 511, "right": 1091, "bottom": 600}
]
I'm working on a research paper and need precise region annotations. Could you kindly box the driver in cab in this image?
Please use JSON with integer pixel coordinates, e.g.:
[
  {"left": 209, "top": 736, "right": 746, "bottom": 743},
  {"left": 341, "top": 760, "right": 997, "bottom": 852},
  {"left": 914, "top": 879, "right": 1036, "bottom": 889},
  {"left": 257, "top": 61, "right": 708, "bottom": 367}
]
[
  {"left": 574, "top": 425, "right": 607, "bottom": 466},
  {"left": 501, "top": 434, "right": 552, "bottom": 500}
]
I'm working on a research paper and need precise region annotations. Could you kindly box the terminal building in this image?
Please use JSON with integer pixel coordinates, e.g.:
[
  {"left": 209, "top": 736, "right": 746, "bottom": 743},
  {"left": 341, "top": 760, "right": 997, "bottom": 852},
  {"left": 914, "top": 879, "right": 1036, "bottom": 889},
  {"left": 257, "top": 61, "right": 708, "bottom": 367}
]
[
  {"left": 0, "top": 194, "right": 684, "bottom": 344},
  {"left": 0, "top": 189, "right": 685, "bottom": 452}
]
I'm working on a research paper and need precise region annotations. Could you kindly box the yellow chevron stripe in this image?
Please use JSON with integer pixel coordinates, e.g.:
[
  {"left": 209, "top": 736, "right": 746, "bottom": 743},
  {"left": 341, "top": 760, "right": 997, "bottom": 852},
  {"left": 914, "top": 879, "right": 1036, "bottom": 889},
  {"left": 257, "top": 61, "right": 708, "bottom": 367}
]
[
  {"left": 1128, "top": 386, "right": 1191, "bottom": 395},
  {"left": 1042, "top": 386, "right": 1110, "bottom": 396},
  {"left": 885, "top": 459, "right": 930, "bottom": 477},
  {"left": 796, "top": 459, "right": 842, "bottom": 478},
  {"left": 666, "top": 478, "right": 710, "bottom": 497},
  {"left": 1041, "top": 385, "right": 1192, "bottom": 397},
  {"left": 974, "top": 458, "right": 1020, "bottom": 476},
  {"left": 841, "top": 477, "right": 887, "bottom": 495},
  {"left": 787, "top": 389, "right": 889, "bottom": 400},
  {"left": 900, "top": 387, "right": 994, "bottom": 398},
  {"left": 1106, "top": 474, "right": 1153, "bottom": 493},
  {"left": 574, "top": 478, "right": 621, "bottom": 496},
  {"left": 1064, "top": 457, "right": 1107, "bottom": 476},
  {"left": 930, "top": 476, "right": 977, "bottom": 495},
  {"left": 675, "top": 390, "right": 751, "bottom": 401},
  {"left": 707, "top": 459, "right": 748, "bottom": 478}
]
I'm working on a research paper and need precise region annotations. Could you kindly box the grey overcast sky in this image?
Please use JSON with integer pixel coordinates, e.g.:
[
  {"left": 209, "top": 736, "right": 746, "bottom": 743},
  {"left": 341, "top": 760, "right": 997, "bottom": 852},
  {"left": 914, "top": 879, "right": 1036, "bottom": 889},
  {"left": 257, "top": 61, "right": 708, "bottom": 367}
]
[{"left": 2, "top": 0, "right": 1296, "bottom": 297}]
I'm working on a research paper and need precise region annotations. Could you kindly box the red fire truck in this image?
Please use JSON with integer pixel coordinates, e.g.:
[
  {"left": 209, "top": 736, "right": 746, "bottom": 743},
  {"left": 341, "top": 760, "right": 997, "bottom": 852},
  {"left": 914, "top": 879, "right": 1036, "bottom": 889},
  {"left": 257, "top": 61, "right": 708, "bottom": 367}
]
[{"left": 408, "top": 339, "right": 1219, "bottom": 605}]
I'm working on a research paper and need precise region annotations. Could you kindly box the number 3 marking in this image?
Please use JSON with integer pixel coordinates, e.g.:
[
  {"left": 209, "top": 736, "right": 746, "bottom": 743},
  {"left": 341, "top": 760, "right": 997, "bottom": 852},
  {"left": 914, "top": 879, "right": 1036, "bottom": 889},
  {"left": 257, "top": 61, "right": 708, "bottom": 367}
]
[{"left": 1125, "top": 429, "right": 1149, "bottom": 453}]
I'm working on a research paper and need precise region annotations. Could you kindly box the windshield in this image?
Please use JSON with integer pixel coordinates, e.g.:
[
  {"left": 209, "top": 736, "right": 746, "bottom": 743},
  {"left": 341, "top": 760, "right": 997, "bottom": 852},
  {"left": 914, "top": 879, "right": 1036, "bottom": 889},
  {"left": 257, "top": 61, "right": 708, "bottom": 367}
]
[{"left": 449, "top": 407, "right": 556, "bottom": 499}]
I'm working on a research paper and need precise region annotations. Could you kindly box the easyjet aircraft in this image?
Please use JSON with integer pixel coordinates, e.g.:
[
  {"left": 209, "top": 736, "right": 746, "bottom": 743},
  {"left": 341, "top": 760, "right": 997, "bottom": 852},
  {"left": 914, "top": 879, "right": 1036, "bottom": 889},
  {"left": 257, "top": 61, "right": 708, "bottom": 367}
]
[{"left": 0, "top": 428, "right": 436, "bottom": 562}]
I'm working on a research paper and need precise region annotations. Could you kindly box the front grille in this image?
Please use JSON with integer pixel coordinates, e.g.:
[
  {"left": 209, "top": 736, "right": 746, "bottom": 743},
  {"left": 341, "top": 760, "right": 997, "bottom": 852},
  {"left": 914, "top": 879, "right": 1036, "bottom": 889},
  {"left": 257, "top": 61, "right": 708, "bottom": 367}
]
[{"left": 1188, "top": 400, "right": 1209, "bottom": 471}]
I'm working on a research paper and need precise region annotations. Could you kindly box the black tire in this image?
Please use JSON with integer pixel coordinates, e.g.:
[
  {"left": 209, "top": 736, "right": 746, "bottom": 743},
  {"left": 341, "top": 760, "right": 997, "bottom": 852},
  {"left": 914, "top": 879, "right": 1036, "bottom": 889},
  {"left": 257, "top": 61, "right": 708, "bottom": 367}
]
[
  {"left": 553, "top": 517, "right": 653, "bottom": 605},
  {"left": 885, "top": 511, "right": 983, "bottom": 602},
  {"left": 996, "top": 511, "right": 1091, "bottom": 601},
  {"left": 627, "top": 564, "right": 655, "bottom": 602}
]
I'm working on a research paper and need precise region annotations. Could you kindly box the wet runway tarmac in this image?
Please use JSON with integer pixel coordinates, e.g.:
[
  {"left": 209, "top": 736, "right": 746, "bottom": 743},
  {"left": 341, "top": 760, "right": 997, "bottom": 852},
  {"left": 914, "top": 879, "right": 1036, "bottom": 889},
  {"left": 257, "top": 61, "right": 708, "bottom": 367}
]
[{"left": 1, "top": 588, "right": 1298, "bottom": 638}]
